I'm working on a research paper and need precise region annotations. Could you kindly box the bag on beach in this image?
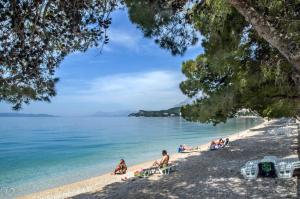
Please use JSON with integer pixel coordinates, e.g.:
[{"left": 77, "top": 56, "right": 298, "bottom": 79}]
[{"left": 258, "top": 162, "right": 277, "bottom": 178}]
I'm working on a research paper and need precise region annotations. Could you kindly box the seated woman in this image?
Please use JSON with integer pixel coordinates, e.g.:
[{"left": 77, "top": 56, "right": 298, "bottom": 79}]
[
  {"left": 114, "top": 159, "right": 127, "bottom": 175},
  {"left": 153, "top": 150, "right": 169, "bottom": 168}
]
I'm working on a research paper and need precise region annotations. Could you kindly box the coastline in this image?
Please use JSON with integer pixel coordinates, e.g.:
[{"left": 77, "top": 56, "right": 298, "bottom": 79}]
[{"left": 18, "top": 118, "right": 269, "bottom": 199}]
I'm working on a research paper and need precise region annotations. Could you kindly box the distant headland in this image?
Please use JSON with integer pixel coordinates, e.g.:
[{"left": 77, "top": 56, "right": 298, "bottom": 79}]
[{"left": 128, "top": 107, "right": 181, "bottom": 117}]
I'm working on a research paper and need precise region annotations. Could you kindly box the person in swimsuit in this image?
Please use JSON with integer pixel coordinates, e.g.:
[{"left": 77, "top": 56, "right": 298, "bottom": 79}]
[
  {"left": 153, "top": 150, "right": 169, "bottom": 168},
  {"left": 211, "top": 138, "right": 224, "bottom": 145},
  {"left": 114, "top": 159, "right": 127, "bottom": 175},
  {"left": 178, "top": 144, "right": 193, "bottom": 152},
  {"left": 210, "top": 138, "right": 228, "bottom": 149}
]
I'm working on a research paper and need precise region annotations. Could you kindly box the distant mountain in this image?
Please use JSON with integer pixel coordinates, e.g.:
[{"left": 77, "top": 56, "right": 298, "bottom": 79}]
[
  {"left": 91, "top": 110, "right": 133, "bottom": 117},
  {"left": 0, "top": 113, "right": 57, "bottom": 117},
  {"left": 128, "top": 107, "right": 181, "bottom": 117}
]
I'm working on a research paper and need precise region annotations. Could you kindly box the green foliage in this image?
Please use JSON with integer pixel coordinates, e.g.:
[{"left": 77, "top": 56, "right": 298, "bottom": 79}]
[
  {"left": 180, "top": 1, "right": 300, "bottom": 124},
  {"left": 125, "top": 0, "right": 198, "bottom": 55},
  {"left": 1, "top": 0, "right": 299, "bottom": 121},
  {"left": 125, "top": 0, "right": 300, "bottom": 123},
  {"left": 0, "top": 0, "right": 117, "bottom": 109}
]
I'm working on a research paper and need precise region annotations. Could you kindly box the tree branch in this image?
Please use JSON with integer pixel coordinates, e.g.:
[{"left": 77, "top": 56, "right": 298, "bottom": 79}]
[{"left": 227, "top": 0, "right": 300, "bottom": 72}]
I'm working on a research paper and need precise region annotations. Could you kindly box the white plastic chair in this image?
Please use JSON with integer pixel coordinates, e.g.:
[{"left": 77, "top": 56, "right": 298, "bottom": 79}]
[
  {"left": 241, "top": 160, "right": 259, "bottom": 180},
  {"left": 277, "top": 161, "right": 293, "bottom": 178}
]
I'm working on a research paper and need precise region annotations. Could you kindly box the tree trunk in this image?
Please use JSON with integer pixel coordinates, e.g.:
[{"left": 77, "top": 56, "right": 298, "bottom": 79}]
[{"left": 227, "top": 0, "right": 300, "bottom": 72}]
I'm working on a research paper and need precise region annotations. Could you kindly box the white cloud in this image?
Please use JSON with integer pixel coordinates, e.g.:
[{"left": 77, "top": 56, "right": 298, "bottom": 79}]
[
  {"left": 64, "top": 71, "right": 186, "bottom": 111},
  {"left": 107, "top": 28, "right": 141, "bottom": 50}
]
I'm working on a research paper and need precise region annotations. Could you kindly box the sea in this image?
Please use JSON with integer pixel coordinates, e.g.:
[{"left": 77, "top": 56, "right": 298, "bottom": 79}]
[{"left": 0, "top": 117, "right": 263, "bottom": 198}]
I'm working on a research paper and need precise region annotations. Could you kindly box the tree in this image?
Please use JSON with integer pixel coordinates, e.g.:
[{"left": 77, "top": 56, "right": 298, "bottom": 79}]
[
  {"left": 126, "top": 0, "right": 300, "bottom": 76},
  {"left": 125, "top": 0, "right": 300, "bottom": 123},
  {"left": 1, "top": 0, "right": 299, "bottom": 118},
  {"left": 0, "top": 0, "right": 117, "bottom": 109},
  {"left": 227, "top": 0, "right": 300, "bottom": 73},
  {"left": 179, "top": 0, "right": 300, "bottom": 123},
  {"left": 125, "top": 0, "right": 198, "bottom": 55}
]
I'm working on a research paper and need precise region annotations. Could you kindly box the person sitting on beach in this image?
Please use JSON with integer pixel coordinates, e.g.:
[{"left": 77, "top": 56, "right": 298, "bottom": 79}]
[
  {"left": 210, "top": 138, "right": 224, "bottom": 149},
  {"left": 211, "top": 138, "right": 224, "bottom": 145},
  {"left": 114, "top": 159, "right": 127, "bottom": 175},
  {"left": 153, "top": 150, "right": 169, "bottom": 168},
  {"left": 210, "top": 138, "right": 229, "bottom": 150}
]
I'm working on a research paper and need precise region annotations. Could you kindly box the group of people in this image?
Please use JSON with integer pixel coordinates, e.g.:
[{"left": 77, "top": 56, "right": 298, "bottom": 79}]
[
  {"left": 210, "top": 138, "right": 229, "bottom": 150},
  {"left": 114, "top": 138, "right": 229, "bottom": 175},
  {"left": 113, "top": 150, "right": 170, "bottom": 175},
  {"left": 178, "top": 138, "right": 229, "bottom": 153}
]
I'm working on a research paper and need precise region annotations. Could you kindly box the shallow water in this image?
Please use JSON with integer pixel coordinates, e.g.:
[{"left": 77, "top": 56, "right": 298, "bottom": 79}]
[{"left": 0, "top": 117, "right": 262, "bottom": 198}]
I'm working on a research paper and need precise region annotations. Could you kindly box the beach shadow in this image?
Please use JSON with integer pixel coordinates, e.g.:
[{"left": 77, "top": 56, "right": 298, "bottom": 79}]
[
  {"left": 296, "top": 123, "right": 300, "bottom": 197},
  {"left": 71, "top": 123, "right": 298, "bottom": 199}
]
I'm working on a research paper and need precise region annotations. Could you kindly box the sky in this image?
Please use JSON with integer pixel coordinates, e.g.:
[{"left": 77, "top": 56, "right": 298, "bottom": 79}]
[{"left": 0, "top": 10, "right": 203, "bottom": 116}]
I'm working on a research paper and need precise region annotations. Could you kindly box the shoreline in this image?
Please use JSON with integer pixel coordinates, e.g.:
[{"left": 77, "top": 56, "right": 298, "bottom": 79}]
[{"left": 18, "top": 119, "right": 269, "bottom": 199}]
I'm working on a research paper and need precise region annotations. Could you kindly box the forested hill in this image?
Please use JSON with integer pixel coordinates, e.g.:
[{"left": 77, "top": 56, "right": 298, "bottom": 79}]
[{"left": 128, "top": 107, "right": 181, "bottom": 117}]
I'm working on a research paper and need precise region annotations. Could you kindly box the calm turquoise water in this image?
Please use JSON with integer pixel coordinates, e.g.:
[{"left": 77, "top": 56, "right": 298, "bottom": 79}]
[{"left": 0, "top": 117, "right": 262, "bottom": 198}]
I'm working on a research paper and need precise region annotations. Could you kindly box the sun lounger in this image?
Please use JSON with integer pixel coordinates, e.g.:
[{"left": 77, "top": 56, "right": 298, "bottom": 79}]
[
  {"left": 277, "top": 161, "right": 293, "bottom": 178},
  {"left": 241, "top": 160, "right": 259, "bottom": 180},
  {"left": 134, "top": 167, "right": 157, "bottom": 178},
  {"left": 241, "top": 156, "right": 300, "bottom": 179},
  {"left": 135, "top": 164, "right": 176, "bottom": 177},
  {"left": 157, "top": 164, "right": 176, "bottom": 175},
  {"left": 291, "top": 160, "right": 300, "bottom": 177},
  {"left": 276, "top": 158, "right": 298, "bottom": 178},
  {"left": 241, "top": 156, "right": 278, "bottom": 180}
]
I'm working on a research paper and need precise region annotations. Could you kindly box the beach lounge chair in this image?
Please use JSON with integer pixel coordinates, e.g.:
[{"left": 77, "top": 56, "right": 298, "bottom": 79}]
[
  {"left": 291, "top": 160, "right": 300, "bottom": 177},
  {"left": 157, "top": 164, "right": 176, "bottom": 175},
  {"left": 241, "top": 156, "right": 300, "bottom": 180},
  {"left": 241, "top": 156, "right": 278, "bottom": 180},
  {"left": 276, "top": 157, "right": 300, "bottom": 178},
  {"left": 140, "top": 168, "right": 153, "bottom": 178},
  {"left": 277, "top": 160, "right": 294, "bottom": 178},
  {"left": 135, "top": 167, "right": 157, "bottom": 178},
  {"left": 241, "top": 160, "right": 259, "bottom": 180},
  {"left": 135, "top": 164, "right": 176, "bottom": 177}
]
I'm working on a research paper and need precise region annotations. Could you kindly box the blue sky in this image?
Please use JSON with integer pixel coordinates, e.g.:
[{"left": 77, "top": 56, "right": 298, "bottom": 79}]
[{"left": 0, "top": 10, "right": 203, "bottom": 116}]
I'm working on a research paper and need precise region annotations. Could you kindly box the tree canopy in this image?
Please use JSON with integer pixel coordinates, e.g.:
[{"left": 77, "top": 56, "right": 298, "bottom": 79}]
[
  {"left": 0, "top": 0, "right": 116, "bottom": 109},
  {"left": 125, "top": 0, "right": 300, "bottom": 123},
  {"left": 1, "top": 0, "right": 299, "bottom": 124}
]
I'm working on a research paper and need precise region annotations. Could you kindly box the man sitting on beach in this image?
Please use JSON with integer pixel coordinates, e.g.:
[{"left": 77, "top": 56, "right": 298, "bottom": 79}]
[
  {"left": 153, "top": 150, "right": 169, "bottom": 168},
  {"left": 114, "top": 159, "right": 127, "bottom": 175}
]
